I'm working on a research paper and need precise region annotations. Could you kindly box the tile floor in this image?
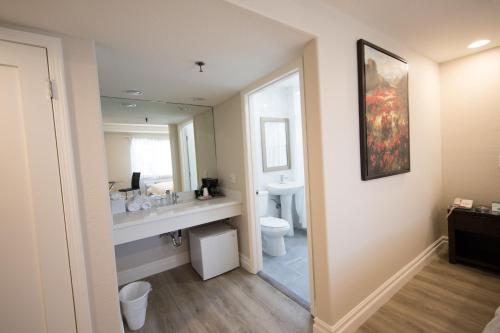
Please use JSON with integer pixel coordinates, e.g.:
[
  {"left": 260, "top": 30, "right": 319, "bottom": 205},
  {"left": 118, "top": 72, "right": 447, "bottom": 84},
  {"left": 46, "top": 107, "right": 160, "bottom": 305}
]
[{"left": 261, "top": 228, "right": 310, "bottom": 306}]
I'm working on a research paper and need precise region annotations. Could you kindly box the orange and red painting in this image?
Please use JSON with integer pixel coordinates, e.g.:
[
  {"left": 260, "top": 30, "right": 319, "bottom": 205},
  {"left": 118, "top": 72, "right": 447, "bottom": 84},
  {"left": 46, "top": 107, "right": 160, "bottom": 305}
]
[{"left": 357, "top": 40, "right": 410, "bottom": 180}]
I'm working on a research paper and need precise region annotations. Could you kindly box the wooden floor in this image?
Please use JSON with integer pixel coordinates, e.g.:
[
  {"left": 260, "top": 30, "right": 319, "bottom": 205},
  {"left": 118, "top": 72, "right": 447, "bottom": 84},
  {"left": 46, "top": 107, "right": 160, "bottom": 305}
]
[
  {"left": 357, "top": 246, "right": 500, "bottom": 333},
  {"left": 124, "top": 264, "right": 313, "bottom": 333},
  {"left": 124, "top": 246, "right": 500, "bottom": 333}
]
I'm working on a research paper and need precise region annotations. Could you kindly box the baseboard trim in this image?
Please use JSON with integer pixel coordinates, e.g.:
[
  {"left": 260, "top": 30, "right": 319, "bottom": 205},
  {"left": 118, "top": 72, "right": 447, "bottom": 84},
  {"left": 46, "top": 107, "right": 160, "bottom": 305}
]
[
  {"left": 239, "top": 254, "right": 252, "bottom": 272},
  {"left": 313, "top": 317, "right": 334, "bottom": 333},
  {"left": 117, "top": 251, "right": 191, "bottom": 286},
  {"left": 313, "top": 236, "right": 448, "bottom": 333}
]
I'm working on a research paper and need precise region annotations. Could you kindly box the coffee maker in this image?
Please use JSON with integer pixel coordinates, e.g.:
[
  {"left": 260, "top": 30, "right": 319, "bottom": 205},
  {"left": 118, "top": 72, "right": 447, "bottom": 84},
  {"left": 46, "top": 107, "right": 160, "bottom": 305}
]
[{"left": 201, "top": 178, "right": 222, "bottom": 197}]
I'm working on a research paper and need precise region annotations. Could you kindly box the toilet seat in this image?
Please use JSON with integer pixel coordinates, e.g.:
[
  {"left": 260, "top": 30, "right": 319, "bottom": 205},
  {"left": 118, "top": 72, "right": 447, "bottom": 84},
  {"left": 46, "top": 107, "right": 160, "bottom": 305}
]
[{"left": 260, "top": 216, "right": 289, "bottom": 229}]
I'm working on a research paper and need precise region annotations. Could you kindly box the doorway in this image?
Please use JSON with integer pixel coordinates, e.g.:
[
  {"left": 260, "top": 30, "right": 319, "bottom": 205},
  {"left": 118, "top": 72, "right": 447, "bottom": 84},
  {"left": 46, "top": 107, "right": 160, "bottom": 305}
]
[{"left": 243, "top": 62, "right": 314, "bottom": 310}]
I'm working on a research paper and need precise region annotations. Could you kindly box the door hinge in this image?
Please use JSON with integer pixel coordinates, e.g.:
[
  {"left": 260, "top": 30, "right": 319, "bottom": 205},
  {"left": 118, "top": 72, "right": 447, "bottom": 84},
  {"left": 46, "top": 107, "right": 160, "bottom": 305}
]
[{"left": 48, "top": 79, "right": 55, "bottom": 99}]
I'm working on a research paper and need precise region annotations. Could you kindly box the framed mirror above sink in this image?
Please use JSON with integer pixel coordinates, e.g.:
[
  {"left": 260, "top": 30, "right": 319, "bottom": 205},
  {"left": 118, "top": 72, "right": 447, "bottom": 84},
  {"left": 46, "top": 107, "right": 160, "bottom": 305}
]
[{"left": 260, "top": 117, "right": 291, "bottom": 172}]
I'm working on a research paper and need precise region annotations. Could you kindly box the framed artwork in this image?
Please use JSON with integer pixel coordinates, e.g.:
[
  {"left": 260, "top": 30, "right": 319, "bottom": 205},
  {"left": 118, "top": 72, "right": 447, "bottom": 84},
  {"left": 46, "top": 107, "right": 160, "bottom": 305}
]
[{"left": 357, "top": 39, "right": 410, "bottom": 180}]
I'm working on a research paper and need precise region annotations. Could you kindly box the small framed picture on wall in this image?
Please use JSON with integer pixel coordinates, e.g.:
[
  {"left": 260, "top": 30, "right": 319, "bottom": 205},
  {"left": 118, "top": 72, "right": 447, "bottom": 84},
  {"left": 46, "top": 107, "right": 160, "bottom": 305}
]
[{"left": 357, "top": 39, "right": 410, "bottom": 180}]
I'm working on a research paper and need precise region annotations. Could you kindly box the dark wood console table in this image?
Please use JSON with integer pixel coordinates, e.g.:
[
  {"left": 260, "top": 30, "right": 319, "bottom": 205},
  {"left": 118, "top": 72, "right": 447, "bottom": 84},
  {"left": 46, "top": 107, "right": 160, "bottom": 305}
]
[{"left": 448, "top": 208, "right": 500, "bottom": 272}]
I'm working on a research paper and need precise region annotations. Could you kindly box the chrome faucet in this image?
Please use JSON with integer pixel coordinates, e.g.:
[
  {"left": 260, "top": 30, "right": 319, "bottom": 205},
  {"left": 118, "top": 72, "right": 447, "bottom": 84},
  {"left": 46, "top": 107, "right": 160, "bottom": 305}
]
[
  {"left": 280, "top": 174, "right": 288, "bottom": 184},
  {"left": 164, "top": 190, "right": 180, "bottom": 205},
  {"left": 165, "top": 190, "right": 172, "bottom": 205},
  {"left": 172, "top": 192, "right": 179, "bottom": 204}
]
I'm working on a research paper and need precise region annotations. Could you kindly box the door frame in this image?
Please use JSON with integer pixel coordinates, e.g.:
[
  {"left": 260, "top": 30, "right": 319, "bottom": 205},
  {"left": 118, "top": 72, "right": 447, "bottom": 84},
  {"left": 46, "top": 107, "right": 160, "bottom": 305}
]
[
  {"left": 240, "top": 58, "right": 316, "bottom": 314},
  {"left": 0, "top": 27, "right": 92, "bottom": 332},
  {"left": 178, "top": 119, "right": 198, "bottom": 191}
]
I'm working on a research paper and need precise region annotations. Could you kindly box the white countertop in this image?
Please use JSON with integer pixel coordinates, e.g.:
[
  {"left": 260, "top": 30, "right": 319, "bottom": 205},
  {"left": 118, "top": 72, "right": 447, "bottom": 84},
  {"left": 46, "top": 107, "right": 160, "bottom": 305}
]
[{"left": 112, "top": 196, "right": 242, "bottom": 245}]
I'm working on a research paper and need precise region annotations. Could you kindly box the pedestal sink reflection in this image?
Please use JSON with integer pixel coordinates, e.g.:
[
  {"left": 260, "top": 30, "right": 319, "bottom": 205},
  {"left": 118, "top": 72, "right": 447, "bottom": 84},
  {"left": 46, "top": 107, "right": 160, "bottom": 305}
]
[{"left": 266, "top": 181, "right": 303, "bottom": 236}]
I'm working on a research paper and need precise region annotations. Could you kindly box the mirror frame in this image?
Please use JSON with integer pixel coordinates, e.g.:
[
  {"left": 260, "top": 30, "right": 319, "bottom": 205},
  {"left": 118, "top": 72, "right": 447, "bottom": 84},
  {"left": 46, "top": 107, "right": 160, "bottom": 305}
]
[{"left": 260, "top": 117, "right": 291, "bottom": 172}]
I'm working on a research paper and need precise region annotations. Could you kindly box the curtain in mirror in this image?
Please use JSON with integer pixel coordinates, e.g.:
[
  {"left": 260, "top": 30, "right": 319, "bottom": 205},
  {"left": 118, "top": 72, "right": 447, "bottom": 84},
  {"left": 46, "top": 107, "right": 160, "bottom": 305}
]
[{"left": 130, "top": 137, "right": 173, "bottom": 178}]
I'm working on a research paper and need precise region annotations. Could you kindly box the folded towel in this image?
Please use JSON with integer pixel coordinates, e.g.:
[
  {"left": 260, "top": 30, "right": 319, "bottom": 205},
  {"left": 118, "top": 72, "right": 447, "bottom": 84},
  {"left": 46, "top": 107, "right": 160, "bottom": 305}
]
[{"left": 126, "top": 201, "right": 141, "bottom": 212}]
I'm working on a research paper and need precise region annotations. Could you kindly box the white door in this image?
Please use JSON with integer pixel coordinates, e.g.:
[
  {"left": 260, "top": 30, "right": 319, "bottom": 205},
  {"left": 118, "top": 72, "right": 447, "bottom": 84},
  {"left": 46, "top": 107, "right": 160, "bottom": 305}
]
[{"left": 0, "top": 40, "right": 77, "bottom": 332}]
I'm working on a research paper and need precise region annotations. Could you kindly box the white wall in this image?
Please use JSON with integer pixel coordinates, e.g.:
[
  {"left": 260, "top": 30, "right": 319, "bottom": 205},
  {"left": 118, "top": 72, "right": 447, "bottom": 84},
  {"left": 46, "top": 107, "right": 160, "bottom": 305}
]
[
  {"left": 213, "top": 94, "right": 251, "bottom": 257},
  {"left": 225, "top": 0, "right": 443, "bottom": 327},
  {"left": 62, "top": 36, "right": 122, "bottom": 333},
  {"left": 441, "top": 46, "right": 500, "bottom": 213}
]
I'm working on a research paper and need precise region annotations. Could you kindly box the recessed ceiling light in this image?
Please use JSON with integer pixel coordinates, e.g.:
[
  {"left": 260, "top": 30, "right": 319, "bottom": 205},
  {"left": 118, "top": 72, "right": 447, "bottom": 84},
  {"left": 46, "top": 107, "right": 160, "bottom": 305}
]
[
  {"left": 121, "top": 102, "right": 137, "bottom": 108},
  {"left": 193, "top": 97, "right": 205, "bottom": 102},
  {"left": 467, "top": 39, "right": 491, "bottom": 49},
  {"left": 179, "top": 106, "right": 192, "bottom": 112},
  {"left": 123, "top": 89, "right": 144, "bottom": 96}
]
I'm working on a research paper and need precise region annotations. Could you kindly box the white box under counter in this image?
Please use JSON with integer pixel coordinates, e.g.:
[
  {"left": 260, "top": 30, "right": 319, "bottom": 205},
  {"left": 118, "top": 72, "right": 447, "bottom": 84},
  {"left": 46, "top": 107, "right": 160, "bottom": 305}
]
[{"left": 112, "top": 192, "right": 242, "bottom": 246}]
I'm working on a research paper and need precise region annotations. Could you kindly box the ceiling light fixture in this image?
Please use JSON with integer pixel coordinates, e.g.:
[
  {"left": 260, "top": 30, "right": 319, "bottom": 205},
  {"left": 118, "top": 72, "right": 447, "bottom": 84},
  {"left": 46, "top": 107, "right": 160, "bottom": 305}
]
[
  {"left": 467, "top": 39, "right": 491, "bottom": 49},
  {"left": 195, "top": 61, "right": 205, "bottom": 72},
  {"left": 123, "top": 89, "right": 144, "bottom": 96},
  {"left": 121, "top": 102, "right": 137, "bottom": 108}
]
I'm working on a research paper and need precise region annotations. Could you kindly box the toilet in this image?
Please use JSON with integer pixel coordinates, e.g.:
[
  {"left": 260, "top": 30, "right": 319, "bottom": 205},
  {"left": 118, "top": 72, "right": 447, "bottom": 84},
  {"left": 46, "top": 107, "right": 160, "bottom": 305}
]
[{"left": 257, "top": 190, "right": 290, "bottom": 256}]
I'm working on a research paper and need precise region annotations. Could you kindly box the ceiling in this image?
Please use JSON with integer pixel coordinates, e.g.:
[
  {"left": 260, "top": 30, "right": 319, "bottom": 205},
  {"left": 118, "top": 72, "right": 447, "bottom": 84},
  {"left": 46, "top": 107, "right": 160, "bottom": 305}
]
[
  {"left": 101, "top": 97, "right": 212, "bottom": 126},
  {"left": 321, "top": 0, "right": 500, "bottom": 63},
  {"left": 1, "top": 0, "right": 496, "bottom": 104},
  {"left": 0, "top": 0, "right": 312, "bottom": 106}
]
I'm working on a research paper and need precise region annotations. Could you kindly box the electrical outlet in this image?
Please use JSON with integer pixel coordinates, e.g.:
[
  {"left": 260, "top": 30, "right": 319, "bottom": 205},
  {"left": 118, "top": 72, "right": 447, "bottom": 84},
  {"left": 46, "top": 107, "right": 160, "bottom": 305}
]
[{"left": 229, "top": 173, "right": 236, "bottom": 184}]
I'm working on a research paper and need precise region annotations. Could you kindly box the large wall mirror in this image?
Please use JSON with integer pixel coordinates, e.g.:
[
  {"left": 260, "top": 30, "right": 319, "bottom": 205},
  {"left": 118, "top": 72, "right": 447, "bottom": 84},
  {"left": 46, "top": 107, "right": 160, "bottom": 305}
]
[
  {"left": 260, "top": 117, "right": 291, "bottom": 172},
  {"left": 101, "top": 97, "right": 217, "bottom": 194}
]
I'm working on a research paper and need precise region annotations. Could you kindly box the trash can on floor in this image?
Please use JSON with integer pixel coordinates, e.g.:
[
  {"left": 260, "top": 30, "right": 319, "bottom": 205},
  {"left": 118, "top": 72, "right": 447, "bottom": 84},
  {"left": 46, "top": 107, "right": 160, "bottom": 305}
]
[{"left": 119, "top": 281, "right": 152, "bottom": 330}]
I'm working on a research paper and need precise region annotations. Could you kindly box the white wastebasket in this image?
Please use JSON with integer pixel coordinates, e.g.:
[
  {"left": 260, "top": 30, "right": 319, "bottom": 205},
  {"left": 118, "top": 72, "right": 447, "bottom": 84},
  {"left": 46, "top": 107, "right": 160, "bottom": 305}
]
[{"left": 119, "top": 281, "right": 152, "bottom": 330}]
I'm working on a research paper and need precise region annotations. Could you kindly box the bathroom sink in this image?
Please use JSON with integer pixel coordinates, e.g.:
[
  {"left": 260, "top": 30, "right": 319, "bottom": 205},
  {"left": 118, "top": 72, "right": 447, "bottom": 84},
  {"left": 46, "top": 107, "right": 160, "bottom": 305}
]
[
  {"left": 266, "top": 181, "right": 303, "bottom": 196},
  {"left": 266, "top": 181, "right": 303, "bottom": 237}
]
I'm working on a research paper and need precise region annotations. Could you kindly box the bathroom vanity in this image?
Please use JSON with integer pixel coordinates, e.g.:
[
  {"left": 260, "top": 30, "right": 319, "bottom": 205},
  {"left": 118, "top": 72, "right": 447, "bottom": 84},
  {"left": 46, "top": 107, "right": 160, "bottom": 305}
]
[{"left": 112, "top": 196, "right": 242, "bottom": 245}]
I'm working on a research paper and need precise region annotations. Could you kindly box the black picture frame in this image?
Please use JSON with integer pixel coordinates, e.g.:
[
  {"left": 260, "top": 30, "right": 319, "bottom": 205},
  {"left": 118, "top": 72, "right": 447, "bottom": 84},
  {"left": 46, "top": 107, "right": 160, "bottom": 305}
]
[{"left": 357, "top": 39, "right": 410, "bottom": 180}]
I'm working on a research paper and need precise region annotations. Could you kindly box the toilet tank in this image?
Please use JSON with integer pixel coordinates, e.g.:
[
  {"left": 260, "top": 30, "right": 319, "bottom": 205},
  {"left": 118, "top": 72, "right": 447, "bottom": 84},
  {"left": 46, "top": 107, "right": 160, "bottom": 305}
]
[{"left": 256, "top": 190, "right": 269, "bottom": 217}]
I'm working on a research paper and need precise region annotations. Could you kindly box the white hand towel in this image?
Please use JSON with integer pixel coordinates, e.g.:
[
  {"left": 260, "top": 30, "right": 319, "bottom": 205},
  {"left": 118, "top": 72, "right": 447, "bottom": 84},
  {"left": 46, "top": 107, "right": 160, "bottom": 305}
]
[{"left": 127, "top": 201, "right": 141, "bottom": 212}]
